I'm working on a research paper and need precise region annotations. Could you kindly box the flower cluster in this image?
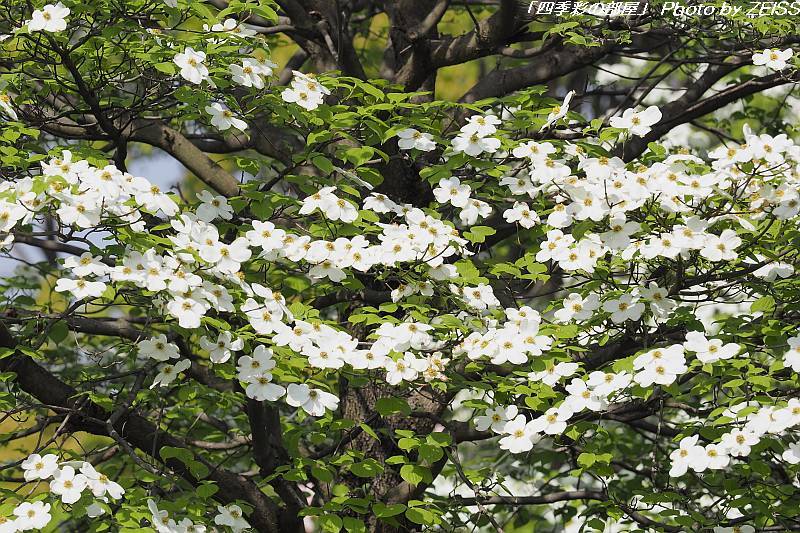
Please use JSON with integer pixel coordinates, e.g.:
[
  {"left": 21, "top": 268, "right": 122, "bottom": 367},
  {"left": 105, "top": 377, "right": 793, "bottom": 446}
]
[{"left": 1, "top": 454, "right": 125, "bottom": 531}]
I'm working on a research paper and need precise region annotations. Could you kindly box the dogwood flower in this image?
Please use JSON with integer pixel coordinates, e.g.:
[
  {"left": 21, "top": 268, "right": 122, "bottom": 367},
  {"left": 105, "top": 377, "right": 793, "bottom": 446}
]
[
  {"left": 214, "top": 505, "right": 250, "bottom": 533},
  {"left": 700, "top": 230, "right": 741, "bottom": 262},
  {"left": 205, "top": 102, "right": 248, "bottom": 131},
  {"left": 21, "top": 453, "right": 59, "bottom": 481},
  {"left": 499, "top": 415, "right": 539, "bottom": 453},
  {"left": 669, "top": 435, "right": 704, "bottom": 477},
  {"left": 540, "top": 90, "right": 574, "bottom": 130},
  {"left": 433, "top": 177, "right": 471, "bottom": 208},
  {"left": 138, "top": 335, "right": 180, "bottom": 362},
  {"left": 554, "top": 292, "right": 600, "bottom": 322},
  {"left": 0, "top": 93, "right": 17, "bottom": 120},
  {"left": 50, "top": 465, "right": 89, "bottom": 504},
  {"left": 13, "top": 502, "right": 51, "bottom": 530},
  {"left": 752, "top": 48, "right": 793, "bottom": 70},
  {"left": 236, "top": 345, "right": 276, "bottom": 381},
  {"left": 385, "top": 353, "right": 426, "bottom": 385},
  {"left": 200, "top": 331, "right": 243, "bottom": 363},
  {"left": 461, "top": 114, "right": 500, "bottom": 137},
  {"left": 80, "top": 462, "right": 125, "bottom": 499},
  {"left": 54, "top": 277, "right": 107, "bottom": 299},
  {"left": 602, "top": 293, "right": 645, "bottom": 323},
  {"left": 609, "top": 106, "right": 662, "bottom": 136},
  {"left": 28, "top": 3, "right": 70, "bottom": 32},
  {"left": 683, "top": 331, "right": 740, "bottom": 364},
  {"left": 503, "top": 201, "right": 539, "bottom": 228},
  {"left": 782, "top": 442, "right": 800, "bottom": 464},
  {"left": 196, "top": 190, "right": 234, "bottom": 222},
  {"left": 230, "top": 58, "right": 273, "bottom": 88},
  {"left": 64, "top": 252, "right": 108, "bottom": 277},
  {"left": 397, "top": 128, "right": 436, "bottom": 151},
  {"left": 452, "top": 132, "right": 501, "bottom": 156},
  {"left": 530, "top": 406, "right": 572, "bottom": 435},
  {"left": 151, "top": 359, "right": 191, "bottom": 388},
  {"left": 475, "top": 405, "right": 519, "bottom": 433},
  {"left": 783, "top": 335, "right": 800, "bottom": 371},
  {"left": 173, "top": 47, "right": 209, "bottom": 84},
  {"left": 720, "top": 429, "right": 759, "bottom": 457},
  {"left": 529, "top": 362, "right": 579, "bottom": 386},
  {"left": 286, "top": 383, "right": 339, "bottom": 416},
  {"left": 244, "top": 371, "right": 285, "bottom": 401}
]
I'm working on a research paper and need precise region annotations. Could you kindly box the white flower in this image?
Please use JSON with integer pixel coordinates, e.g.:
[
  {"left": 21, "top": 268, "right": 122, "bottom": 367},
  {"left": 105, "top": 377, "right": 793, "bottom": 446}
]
[
  {"left": 64, "top": 252, "right": 108, "bottom": 277},
  {"left": 385, "top": 353, "right": 426, "bottom": 385},
  {"left": 54, "top": 277, "right": 107, "bottom": 300},
  {"left": 244, "top": 371, "right": 285, "bottom": 401},
  {"left": 151, "top": 359, "right": 191, "bottom": 388},
  {"left": 397, "top": 128, "right": 436, "bottom": 151},
  {"left": 433, "top": 177, "right": 471, "bottom": 208},
  {"left": 13, "top": 502, "right": 51, "bottom": 530},
  {"left": 50, "top": 465, "right": 89, "bottom": 504},
  {"left": 782, "top": 442, "right": 800, "bottom": 464},
  {"left": 298, "top": 187, "right": 358, "bottom": 223},
  {"left": 700, "top": 230, "right": 741, "bottom": 262},
  {"left": 138, "top": 335, "right": 180, "bottom": 362},
  {"left": 512, "top": 140, "right": 556, "bottom": 161},
  {"left": 166, "top": 296, "right": 208, "bottom": 329},
  {"left": 21, "top": 453, "right": 59, "bottom": 481},
  {"left": 452, "top": 132, "right": 501, "bottom": 157},
  {"left": 530, "top": 406, "right": 572, "bottom": 435},
  {"left": 459, "top": 198, "right": 492, "bottom": 226},
  {"left": 541, "top": 90, "right": 574, "bottom": 130},
  {"left": 719, "top": 429, "right": 759, "bottom": 457},
  {"left": 173, "top": 47, "right": 209, "bottom": 84},
  {"left": 205, "top": 102, "right": 248, "bottom": 131},
  {"left": 200, "top": 237, "right": 251, "bottom": 273},
  {"left": 529, "top": 362, "right": 579, "bottom": 386},
  {"left": 237, "top": 345, "right": 276, "bottom": 380},
  {"left": 498, "top": 415, "right": 539, "bottom": 453},
  {"left": 503, "top": 202, "right": 539, "bottom": 229},
  {"left": 230, "top": 58, "right": 272, "bottom": 88},
  {"left": 285, "top": 383, "right": 339, "bottom": 416},
  {"left": 554, "top": 292, "right": 600, "bottom": 323},
  {"left": 683, "top": 331, "right": 740, "bottom": 364},
  {"left": 669, "top": 435, "right": 704, "bottom": 477},
  {"left": 714, "top": 527, "right": 755, "bottom": 533},
  {"left": 461, "top": 114, "right": 500, "bottom": 136},
  {"left": 200, "top": 331, "right": 243, "bottom": 363},
  {"left": 752, "top": 48, "right": 793, "bottom": 70},
  {"left": 148, "top": 499, "right": 177, "bottom": 533},
  {"left": 214, "top": 505, "right": 250, "bottom": 533},
  {"left": 602, "top": 293, "right": 645, "bottom": 324},
  {"left": 0, "top": 93, "right": 17, "bottom": 120},
  {"left": 474, "top": 405, "right": 518, "bottom": 433},
  {"left": 609, "top": 106, "right": 662, "bottom": 137},
  {"left": 80, "top": 462, "right": 125, "bottom": 499},
  {"left": 196, "top": 190, "right": 234, "bottom": 222},
  {"left": 28, "top": 3, "right": 70, "bottom": 32}
]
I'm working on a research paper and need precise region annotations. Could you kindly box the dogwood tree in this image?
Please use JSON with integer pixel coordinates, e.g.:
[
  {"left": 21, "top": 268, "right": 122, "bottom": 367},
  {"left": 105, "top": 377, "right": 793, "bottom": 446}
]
[{"left": 1, "top": 0, "right": 799, "bottom": 532}]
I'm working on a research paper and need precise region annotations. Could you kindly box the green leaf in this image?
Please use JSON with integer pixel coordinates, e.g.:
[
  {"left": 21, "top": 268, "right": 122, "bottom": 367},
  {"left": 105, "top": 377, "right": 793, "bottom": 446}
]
[
  {"left": 373, "top": 503, "right": 406, "bottom": 518},
  {"left": 750, "top": 295, "right": 775, "bottom": 313},
  {"left": 311, "top": 155, "right": 334, "bottom": 175},
  {"left": 463, "top": 225, "right": 496, "bottom": 244},
  {"left": 350, "top": 459, "right": 384, "bottom": 478},
  {"left": 343, "top": 517, "right": 366, "bottom": 533},
  {"left": 399, "top": 464, "right": 431, "bottom": 486},
  {"left": 318, "top": 514, "right": 343, "bottom": 533},
  {"left": 153, "top": 62, "right": 176, "bottom": 75},
  {"left": 405, "top": 507, "right": 435, "bottom": 525},
  {"left": 375, "top": 397, "right": 411, "bottom": 416}
]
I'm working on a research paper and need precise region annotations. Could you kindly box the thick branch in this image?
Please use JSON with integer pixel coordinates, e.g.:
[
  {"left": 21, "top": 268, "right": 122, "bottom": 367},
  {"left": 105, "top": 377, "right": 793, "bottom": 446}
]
[{"left": 130, "top": 121, "right": 241, "bottom": 197}]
